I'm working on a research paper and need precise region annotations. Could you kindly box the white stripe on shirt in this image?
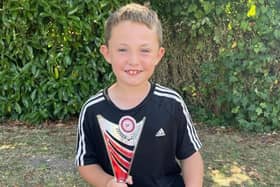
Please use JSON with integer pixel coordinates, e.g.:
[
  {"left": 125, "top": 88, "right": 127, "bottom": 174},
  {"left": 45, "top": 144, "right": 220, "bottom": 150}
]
[
  {"left": 76, "top": 92, "right": 105, "bottom": 166},
  {"left": 154, "top": 85, "right": 202, "bottom": 150}
]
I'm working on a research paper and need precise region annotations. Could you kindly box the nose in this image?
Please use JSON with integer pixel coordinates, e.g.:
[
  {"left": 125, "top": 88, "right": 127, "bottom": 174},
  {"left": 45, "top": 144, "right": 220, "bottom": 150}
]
[{"left": 128, "top": 52, "right": 139, "bottom": 66}]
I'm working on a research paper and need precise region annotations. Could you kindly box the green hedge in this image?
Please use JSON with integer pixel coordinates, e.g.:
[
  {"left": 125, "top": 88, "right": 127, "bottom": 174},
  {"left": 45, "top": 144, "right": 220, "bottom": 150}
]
[
  {"left": 0, "top": 0, "right": 129, "bottom": 123},
  {"left": 1, "top": 0, "right": 280, "bottom": 132},
  {"left": 141, "top": 0, "right": 280, "bottom": 132}
]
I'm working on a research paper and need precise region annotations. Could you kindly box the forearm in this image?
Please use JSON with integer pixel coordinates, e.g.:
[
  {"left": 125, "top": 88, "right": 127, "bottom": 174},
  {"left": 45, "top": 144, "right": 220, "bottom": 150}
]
[
  {"left": 78, "top": 164, "right": 113, "bottom": 187},
  {"left": 181, "top": 151, "right": 204, "bottom": 187}
]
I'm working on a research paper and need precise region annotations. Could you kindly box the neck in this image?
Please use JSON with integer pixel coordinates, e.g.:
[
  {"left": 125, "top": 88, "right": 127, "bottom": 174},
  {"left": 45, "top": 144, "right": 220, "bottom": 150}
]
[
  {"left": 108, "top": 82, "right": 151, "bottom": 109},
  {"left": 114, "top": 82, "right": 151, "bottom": 96}
]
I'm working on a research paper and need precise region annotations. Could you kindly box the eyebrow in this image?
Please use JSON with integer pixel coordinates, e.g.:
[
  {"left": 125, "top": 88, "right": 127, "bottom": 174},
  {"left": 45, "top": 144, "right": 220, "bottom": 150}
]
[
  {"left": 140, "top": 44, "right": 151, "bottom": 47},
  {"left": 118, "top": 43, "right": 151, "bottom": 46},
  {"left": 119, "top": 43, "right": 128, "bottom": 46}
]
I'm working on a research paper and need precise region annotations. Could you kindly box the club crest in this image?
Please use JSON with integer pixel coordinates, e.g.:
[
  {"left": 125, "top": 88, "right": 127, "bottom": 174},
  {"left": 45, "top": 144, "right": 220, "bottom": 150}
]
[{"left": 119, "top": 116, "right": 136, "bottom": 135}]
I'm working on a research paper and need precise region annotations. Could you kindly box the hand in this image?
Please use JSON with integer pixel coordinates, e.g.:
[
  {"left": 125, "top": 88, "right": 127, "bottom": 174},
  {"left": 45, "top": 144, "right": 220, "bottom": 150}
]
[{"left": 106, "top": 176, "right": 133, "bottom": 187}]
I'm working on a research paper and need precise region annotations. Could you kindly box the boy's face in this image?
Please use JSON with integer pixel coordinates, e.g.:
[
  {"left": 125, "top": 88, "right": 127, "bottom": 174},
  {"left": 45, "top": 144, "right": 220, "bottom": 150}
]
[{"left": 100, "top": 21, "right": 165, "bottom": 88}]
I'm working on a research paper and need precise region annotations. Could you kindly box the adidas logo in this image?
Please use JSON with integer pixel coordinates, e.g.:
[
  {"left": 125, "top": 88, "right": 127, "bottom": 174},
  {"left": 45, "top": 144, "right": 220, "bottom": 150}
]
[{"left": 155, "top": 128, "right": 166, "bottom": 137}]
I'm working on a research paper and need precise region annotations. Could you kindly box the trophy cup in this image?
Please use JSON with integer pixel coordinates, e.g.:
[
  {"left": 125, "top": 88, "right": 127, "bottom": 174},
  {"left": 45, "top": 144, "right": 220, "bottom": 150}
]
[{"left": 97, "top": 115, "right": 145, "bottom": 183}]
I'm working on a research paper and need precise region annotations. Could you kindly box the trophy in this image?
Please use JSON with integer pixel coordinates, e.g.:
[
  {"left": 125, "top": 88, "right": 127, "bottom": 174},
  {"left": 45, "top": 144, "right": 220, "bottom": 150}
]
[{"left": 97, "top": 115, "right": 145, "bottom": 183}]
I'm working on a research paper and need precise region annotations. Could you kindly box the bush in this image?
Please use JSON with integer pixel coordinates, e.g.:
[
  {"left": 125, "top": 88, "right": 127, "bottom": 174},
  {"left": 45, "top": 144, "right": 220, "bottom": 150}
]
[
  {"left": 2, "top": 0, "right": 280, "bottom": 132},
  {"left": 139, "top": 0, "right": 280, "bottom": 132},
  {"left": 0, "top": 0, "right": 129, "bottom": 123}
]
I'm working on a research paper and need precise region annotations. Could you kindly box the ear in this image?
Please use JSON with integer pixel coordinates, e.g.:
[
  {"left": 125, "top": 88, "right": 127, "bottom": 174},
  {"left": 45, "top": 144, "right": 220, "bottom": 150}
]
[
  {"left": 99, "top": 45, "right": 111, "bottom": 64},
  {"left": 154, "top": 47, "right": 165, "bottom": 66}
]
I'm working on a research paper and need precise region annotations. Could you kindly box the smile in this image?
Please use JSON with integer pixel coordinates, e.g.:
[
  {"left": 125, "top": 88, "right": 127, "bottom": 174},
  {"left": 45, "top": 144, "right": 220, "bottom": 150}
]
[{"left": 125, "top": 70, "right": 142, "bottom": 75}]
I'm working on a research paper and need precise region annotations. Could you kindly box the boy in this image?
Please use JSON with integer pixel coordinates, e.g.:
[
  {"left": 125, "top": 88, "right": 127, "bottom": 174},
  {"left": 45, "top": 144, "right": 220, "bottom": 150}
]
[{"left": 75, "top": 3, "right": 203, "bottom": 187}]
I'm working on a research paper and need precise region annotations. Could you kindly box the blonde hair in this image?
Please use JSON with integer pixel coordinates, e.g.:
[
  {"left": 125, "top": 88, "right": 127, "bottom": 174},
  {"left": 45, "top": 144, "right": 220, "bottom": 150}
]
[{"left": 104, "top": 3, "right": 163, "bottom": 46}]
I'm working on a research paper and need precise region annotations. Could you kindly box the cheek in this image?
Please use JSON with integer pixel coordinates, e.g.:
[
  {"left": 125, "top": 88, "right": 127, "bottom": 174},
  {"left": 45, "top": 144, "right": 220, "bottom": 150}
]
[
  {"left": 110, "top": 54, "right": 127, "bottom": 65},
  {"left": 110, "top": 59, "right": 128, "bottom": 73},
  {"left": 141, "top": 56, "right": 158, "bottom": 68},
  {"left": 142, "top": 62, "right": 156, "bottom": 72}
]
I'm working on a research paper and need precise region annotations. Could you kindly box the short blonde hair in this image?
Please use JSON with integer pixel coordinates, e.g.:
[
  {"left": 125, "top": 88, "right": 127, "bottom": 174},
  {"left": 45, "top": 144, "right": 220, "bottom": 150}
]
[{"left": 104, "top": 3, "right": 163, "bottom": 46}]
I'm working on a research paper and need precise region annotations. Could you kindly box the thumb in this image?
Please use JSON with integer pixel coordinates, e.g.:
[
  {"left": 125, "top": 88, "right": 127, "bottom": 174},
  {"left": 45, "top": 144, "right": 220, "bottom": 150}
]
[{"left": 126, "top": 175, "right": 133, "bottom": 185}]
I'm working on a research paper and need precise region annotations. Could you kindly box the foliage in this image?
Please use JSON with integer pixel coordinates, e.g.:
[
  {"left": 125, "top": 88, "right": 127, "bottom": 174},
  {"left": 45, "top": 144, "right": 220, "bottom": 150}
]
[
  {"left": 1, "top": 0, "right": 280, "bottom": 131},
  {"left": 137, "top": 0, "right": 280, "bottom": 132},
  {"left": 0, "top": 0, "right": 129, "bottom": 123}
]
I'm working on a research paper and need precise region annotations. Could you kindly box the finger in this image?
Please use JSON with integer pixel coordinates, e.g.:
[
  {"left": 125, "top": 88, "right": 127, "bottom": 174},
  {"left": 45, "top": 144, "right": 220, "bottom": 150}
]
[
  {"left": 126, "top": 175, "right": 133, "bottom": 185},
  {"left": 108, "top": 178, "right": 128, "bottom": 187}
]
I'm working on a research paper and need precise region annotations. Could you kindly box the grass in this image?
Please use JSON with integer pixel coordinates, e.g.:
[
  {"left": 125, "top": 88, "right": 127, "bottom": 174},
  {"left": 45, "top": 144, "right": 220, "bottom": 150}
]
[
  {"left": 0, "top": 120, "right": 279, "bottom": 187},
  {"left": 198, "top": 125, "right": 280, "bottom": 187},
  {"left": 0, "top": 121, "right": 88, "bottom": 187}
]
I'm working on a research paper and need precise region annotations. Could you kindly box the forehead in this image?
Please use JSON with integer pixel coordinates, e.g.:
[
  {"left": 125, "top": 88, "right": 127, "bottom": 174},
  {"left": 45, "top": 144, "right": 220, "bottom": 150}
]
[{"left": 109, "top": 21, "right": 158, "bottom": 44}]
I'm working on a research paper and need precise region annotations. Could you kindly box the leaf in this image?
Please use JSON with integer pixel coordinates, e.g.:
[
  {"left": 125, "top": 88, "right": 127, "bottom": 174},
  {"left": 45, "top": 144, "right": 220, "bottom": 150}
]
[
  {"left": 201, "top": 1, "right": 214, "bottom": 14},
  {"left": 260, "top": 102, "right": 267, "bottom": 109},
  {"left": 188, "top": 3, "right": 197, "bottom": 13},
  {"left": 256, "top": 107, "right": 263, "bottom": 116},
  {"left": 22, "top": 98, "right": 29, "bottom": 108},
  {"left": 15, "top": 102, "right": 22, "bottom": 114},
  {"left": 273, "top": 30, "right": 280, "bottom": 39},
  {"left": 231, "top": 106, "right": 240, "bottom": 114},
  {"left": 68, "top": 7, "right": 79, "bottom": 16},
  {"left": 26, "top": 46, "right": 34, "bottom": 59},
  {"left": 54, "top": 67, "right": 59, "bottom": 79},
  {"left": 247, "top": 4, "right": 256, "bottom": 17},
  {"left": 31, "top": 90, "right": 37, "bottom": 101},
  {"left": 31, "top": 64, "right": 37, "bottom": 75},
  {"left": 63, "top": 55, "right": 71, "bottom": 66}
]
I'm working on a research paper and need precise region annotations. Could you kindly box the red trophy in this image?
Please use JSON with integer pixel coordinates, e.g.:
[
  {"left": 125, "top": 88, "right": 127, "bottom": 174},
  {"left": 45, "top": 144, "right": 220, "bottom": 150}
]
[{"left": 97, "top": 115, "right": 145, "bottom": 183}]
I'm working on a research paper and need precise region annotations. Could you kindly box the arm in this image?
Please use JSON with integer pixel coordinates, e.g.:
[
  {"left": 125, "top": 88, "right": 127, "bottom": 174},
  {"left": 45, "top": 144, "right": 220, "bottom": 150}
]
[
  {"left": 181, "top": 151, "right": 204, "bottom": 187},
  {"left": 78, "top": 164, "right": 133, "bottom": 187}
]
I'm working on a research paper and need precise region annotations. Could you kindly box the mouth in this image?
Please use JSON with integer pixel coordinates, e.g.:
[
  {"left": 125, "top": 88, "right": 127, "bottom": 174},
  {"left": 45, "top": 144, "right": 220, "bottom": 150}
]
[{"left": 125, "top": 70, "right": 143, "bottom": 76}]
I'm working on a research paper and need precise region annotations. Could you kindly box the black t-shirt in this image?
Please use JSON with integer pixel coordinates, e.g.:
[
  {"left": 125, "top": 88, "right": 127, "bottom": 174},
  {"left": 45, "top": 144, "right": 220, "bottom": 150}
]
[{"left": 75, "top": 83, "right": 202, "bottom": 187}]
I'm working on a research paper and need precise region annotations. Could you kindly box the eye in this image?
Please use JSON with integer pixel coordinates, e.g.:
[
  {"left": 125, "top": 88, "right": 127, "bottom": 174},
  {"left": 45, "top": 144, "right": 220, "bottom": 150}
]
[
  {"left": 118, "top": 48, "right": 127, "bottom": 52},
  {"left": 141, "top": 49, "right": 151, "bottom": 53}
]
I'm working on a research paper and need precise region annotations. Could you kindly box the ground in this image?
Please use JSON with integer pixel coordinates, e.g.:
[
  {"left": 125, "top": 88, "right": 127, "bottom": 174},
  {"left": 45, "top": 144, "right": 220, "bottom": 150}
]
[{"left": 0, "top": 120, "right": 279, "bottom": 187}]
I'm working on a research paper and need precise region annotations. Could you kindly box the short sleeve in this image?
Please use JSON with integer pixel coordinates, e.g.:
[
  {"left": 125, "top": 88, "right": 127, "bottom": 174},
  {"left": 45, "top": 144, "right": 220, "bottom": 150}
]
[
  {"left": 75, "top": 109, "right": 98, "bottom": 166},
  {"left": 175, "top": 100, "right": 202, "bottom": 160}
]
